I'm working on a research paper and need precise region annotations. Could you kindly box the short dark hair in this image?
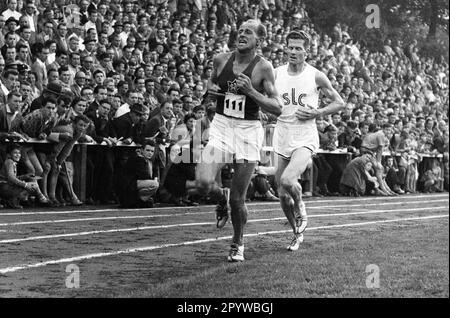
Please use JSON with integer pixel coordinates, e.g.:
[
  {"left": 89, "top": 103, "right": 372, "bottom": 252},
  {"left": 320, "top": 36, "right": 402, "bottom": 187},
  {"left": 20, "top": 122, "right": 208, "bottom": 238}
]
[
  {"left": 142, "top": 139, "right": 156, "bottom": 148},
  {"left": 56, "top": 49, "right": 68, "bottom": 57},
  {"left": 73, "top": 114, "right": 91, "bottom": 124},
  {"left": 6, "top": 143, "right": 21, "bottom": 154},
  {"left": 183, "top": 113, "right": 196, "bottom": 124},
  {"left": 57, "top": 94, "right": 72, "bottom": 106},
  {"left": 58, "top": 65, "right": 69, "bottom": 75},
  {"left": 43, "top": 96, "right": 57, "bottom": 106},
  {"left": 286, "top": 29, "right": 311, "bottom": 47},
  {"left": 99, "top": 99, "right": 111, "bottom": 107},
  {"left": 94, "top": 85, "right": 107, "bottom": 94},
  {"left": 4, "top": 69, "right": 18, "bottom": 79}
]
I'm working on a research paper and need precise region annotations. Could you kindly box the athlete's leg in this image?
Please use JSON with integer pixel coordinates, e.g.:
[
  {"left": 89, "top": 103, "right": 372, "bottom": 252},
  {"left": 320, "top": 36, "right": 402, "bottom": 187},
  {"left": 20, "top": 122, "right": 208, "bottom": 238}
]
[
  {"left": 195, "top": 143, "right": 231, "bottom": 199},
  {"left": 275, "top": 155, "right": 296, "bottom": 233},
  {"left": 229, "top": 161, "right": 257, "bottom": 246},
  {"left": 279, "top": 148, "right": 312, "bottom": 233}
]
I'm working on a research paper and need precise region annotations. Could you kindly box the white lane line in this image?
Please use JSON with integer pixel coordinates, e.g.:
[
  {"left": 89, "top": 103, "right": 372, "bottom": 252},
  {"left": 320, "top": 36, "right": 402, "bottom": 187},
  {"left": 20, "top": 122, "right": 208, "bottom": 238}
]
[
  {"left": 0, "top": 201, "right": 447, "bottom": 227},
  {"left": 1, "top": 206, "right": 447, "bottom": 244},
  {"left": 307, "top": 199, "right": 449, "bottom": 210},
  {"left": 0, "top": 214, "right": 447, "bottom": 274},
  {"left": 0, "top": 193, "right": 447, "bottom": 216}
]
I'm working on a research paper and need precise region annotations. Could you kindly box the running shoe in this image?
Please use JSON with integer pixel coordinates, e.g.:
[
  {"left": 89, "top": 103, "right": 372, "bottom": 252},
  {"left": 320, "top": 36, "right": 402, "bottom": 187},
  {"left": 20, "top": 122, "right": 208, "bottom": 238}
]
[
  {"left": 216, "top": 188, "right": 230, "bottom": 228},
  {"left": 228, "top": 244, "right": 245, "bottom": 262},
  {"left": 287, "top": 234, "right": 304, "bottom": 251},
  {"left": 295, "top": 201, "right": 308, "bottom": 235}
]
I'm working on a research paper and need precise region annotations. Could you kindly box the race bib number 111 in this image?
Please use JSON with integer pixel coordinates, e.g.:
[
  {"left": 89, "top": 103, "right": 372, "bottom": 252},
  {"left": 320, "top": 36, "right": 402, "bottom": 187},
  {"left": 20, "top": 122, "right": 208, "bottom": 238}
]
[{"left": 224, "top": 93, "right": 246, "bottom": 119}]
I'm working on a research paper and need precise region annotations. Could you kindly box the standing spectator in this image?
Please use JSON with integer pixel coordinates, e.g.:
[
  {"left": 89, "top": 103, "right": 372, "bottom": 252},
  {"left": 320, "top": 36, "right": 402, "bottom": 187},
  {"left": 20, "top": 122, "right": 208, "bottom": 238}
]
[
  {"left": 31, "top": 42, "right": 49, "bottom": 92},
  {"left": 21, "top": 96, "right": 59, "bottom": 199}
]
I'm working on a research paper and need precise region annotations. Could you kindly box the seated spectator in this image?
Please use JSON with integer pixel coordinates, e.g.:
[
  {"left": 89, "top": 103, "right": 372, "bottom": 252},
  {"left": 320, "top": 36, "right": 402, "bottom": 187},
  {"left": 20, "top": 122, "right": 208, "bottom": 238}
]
[
  {"left": 0, "top": 144, "right": 49, "bottom": 208},
  {"left": 421, "top": 160, "right": 444, "bottom": 193},
  {"left": 117, "top": 140, "right": 159, "bottom": 208},
  {"left": 340, "top": 153, "right": 385, "bottom": 196},
  {"left": 384, "top": 156, "right": 406, "bottom": 194},
  {"left": 248, "top": 164, "right": 279, "bottom": 202},
  {"left": 163, "top": 146, "right": 199, "bottom": 206},
  {"left": 360, "top": 123, "right": 397, "bottom": 195}
]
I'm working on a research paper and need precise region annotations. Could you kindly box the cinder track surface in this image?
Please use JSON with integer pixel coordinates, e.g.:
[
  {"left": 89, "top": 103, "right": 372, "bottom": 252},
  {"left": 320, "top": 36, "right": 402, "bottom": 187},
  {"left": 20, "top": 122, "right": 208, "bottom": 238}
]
[{"left": 0, "top": 193, "right": 448, "bottom": 298}]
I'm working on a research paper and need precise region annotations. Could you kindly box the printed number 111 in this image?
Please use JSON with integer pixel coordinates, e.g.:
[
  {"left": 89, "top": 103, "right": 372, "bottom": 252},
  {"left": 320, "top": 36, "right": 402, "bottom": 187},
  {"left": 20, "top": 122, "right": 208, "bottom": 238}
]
[{"left": 225, "top": 99, "right": 243, "bottom": 111}]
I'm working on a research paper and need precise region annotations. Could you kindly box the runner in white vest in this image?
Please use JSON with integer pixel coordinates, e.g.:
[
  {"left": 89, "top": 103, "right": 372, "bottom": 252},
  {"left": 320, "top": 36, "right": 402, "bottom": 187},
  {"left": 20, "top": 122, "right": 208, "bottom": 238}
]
[{"left": 273, "top": 30, "right": 345, "bottom": 251}]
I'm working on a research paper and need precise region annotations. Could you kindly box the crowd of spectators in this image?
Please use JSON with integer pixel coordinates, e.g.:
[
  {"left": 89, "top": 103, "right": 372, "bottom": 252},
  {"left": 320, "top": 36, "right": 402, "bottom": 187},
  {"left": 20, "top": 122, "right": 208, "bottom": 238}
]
[{"left": 0, "top": 0, "right": 448, "bottom": 209}]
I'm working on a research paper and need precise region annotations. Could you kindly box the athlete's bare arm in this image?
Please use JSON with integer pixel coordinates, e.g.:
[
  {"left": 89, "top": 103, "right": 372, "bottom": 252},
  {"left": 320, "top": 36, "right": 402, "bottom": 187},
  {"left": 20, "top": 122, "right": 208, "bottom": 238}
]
[
  {"left": 235, "top": 60, "right": 282, "bottom": 116},
  {"left": 295, "top": 71, "right": 344, "bottom": 120}
]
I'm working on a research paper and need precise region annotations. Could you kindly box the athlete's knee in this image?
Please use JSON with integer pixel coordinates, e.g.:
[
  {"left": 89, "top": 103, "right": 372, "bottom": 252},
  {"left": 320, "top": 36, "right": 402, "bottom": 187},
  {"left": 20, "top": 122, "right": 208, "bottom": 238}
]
[
  {"left": 229, "top": 196, "right": 245, "bottom": 211},
  {"left": 229, "top": 196, "right": 248, "bottom": 223},
  {"left": 280, "top": 175, "right": 297, "bottom": 190},
  {"left": 278, "top": 189, "right": 293, "bottom": 205}
]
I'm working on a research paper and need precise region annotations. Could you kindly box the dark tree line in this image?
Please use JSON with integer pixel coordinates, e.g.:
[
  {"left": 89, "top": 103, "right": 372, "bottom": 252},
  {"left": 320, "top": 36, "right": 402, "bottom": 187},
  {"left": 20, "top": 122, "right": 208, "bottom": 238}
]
[{"left": 304, "top": 0, "right": 448, "bottom": 56}]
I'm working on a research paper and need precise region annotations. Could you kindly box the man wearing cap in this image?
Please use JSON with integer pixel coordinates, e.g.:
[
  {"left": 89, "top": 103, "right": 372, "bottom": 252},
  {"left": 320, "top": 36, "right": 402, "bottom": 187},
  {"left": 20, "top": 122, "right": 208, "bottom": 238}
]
[
  {"left": 30, "top": 82, "right": 62, "bottom": 112},
  {"left": 110, "top": 102, "right": 146, "bottom": 145},
  {"left": 81, "top": 38, "right": 98, "bottom": 62},
  {"left": 5, "top": 17, "right": 19, "bottom": 37},
  {"left": 96, "top": 52, "right": 113, "bottom": 75}
]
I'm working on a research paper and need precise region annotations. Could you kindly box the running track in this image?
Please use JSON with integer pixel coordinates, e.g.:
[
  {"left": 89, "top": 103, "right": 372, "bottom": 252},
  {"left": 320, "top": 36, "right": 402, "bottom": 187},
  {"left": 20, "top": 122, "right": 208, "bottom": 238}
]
[{"left": 0, "top": 193, "right": 448, "bottom": 297}]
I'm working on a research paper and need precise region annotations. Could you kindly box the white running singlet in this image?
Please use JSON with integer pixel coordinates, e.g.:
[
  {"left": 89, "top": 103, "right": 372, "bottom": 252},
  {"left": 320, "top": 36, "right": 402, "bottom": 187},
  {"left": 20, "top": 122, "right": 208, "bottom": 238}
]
[{"left": 273, "top": 63, "right": 320, "bottom": 158}]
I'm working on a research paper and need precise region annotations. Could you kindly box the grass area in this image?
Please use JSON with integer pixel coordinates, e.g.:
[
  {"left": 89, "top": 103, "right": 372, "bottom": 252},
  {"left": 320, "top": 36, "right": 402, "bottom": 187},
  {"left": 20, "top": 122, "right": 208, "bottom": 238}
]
[{"left": 143, "top": 220, "right": 449, "bottom": 298}]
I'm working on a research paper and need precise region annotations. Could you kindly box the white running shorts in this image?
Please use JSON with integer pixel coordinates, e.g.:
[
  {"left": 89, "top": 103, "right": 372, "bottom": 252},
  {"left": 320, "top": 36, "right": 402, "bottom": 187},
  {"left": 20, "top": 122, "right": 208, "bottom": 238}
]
[
  {"left": 273, "top": 121, "right": 319, "bottom": 159},
  {"left": 206, "top": 113, "right": 264, "bottom": 162}
]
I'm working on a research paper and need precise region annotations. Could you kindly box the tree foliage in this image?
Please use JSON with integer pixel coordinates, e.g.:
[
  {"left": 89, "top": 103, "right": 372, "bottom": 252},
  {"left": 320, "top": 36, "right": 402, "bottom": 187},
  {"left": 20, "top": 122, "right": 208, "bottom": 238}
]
[{"left": 304, "top": 0, "right": 449, "bottom": 57}]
